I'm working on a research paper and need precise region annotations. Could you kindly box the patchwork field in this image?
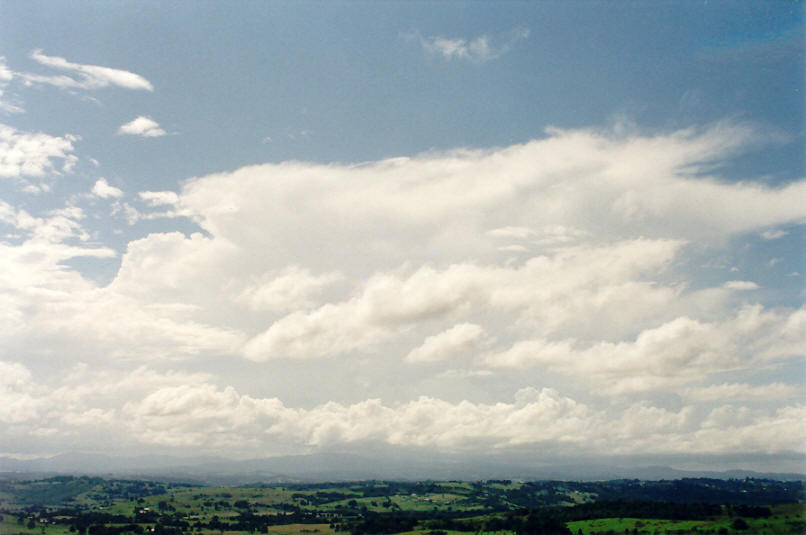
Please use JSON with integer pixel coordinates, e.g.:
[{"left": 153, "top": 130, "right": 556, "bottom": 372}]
[{"left": 0, "top": 476, "right": 803, "bottom": 535}]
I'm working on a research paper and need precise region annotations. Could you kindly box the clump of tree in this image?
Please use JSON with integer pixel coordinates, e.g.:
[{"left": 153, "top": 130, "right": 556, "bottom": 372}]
[
  {"left": 731, "top": 517, "right": 750, "bottom": 531},
  {"left": 516, "top": 511, "right": 571, "bottom": 535}
]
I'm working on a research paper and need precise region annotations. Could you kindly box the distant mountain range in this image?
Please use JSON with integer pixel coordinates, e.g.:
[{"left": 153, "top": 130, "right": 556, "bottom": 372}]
[{"left": 1, "top": 452, "right": 803, "bottom": 484}]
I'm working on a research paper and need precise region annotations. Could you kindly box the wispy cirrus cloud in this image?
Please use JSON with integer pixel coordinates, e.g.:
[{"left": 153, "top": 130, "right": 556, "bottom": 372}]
[
  {"left": 0, "top": 57, "right": 23, "bottom": 114},
  {"left": 20, "top": 50, "right": 153, "bottom": 91},
  {"left": 411, "top": 28, "right": 529, "bottom": 63},
  {"left": 0, "top": 52, "right": 153, "bottom": 117}
]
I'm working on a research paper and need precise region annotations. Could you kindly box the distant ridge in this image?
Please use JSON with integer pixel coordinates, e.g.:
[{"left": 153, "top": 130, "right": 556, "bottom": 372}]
[{"left": 1, "top": 452, "right": 803, "bottom": 484}]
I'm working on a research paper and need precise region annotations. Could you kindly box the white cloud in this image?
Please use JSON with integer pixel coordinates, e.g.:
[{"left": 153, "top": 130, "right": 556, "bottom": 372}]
[
  {"left": 4, "top": 126, "right": 802, "bottom": 370},
  {"left": 3, "top": 123, "right": 806, "bottom": 460},
  {"left": 761, "top": 228, "right": 788, "bottom": 240},
  {"left": 406, "top": 323, "right": 488, "bottom": 363},
  {"left": 91, "top": 178, "right": 123, "bottom": 198},
  {"left": 0, "top": 123, "right": 78, "bottom": 178},
  {"left": 89, "top": 122, "right": 804, "bottom": 367},
  {"left": 723, "top": 280, "right": 759, "bottom": 291},
  {"left": 29, "top": 378, "right": 795, "bottom": 456},
  {"left": 242, "top": 301, "right": 386, "bottom": 361},
  {"left": 115, "top": 191, "right": 190, "bottom": 224},
  {"left": 1, "top": 351, "right": 804, "bottom": 459},
  {"left": 179, "top": 123, "right": 806, "bottom": 263},
  {"left": 0, "top": 98, "right": 24, "bottom": 115},
  {"left": 0, "top": 206, "right": 241, "bottom": 361},
  {"left": 0, "top": 199, "right": 92, "bottom": 243},
  {"left": 238, "top": 266, "right": 342, "bottom": 312},
  {"left": 416, "top": 28, "right": 529, "bottom": 63},
  {"left": 23, "top": 50, "right": 153, "bottom": 91},
  {"left": 0, "top": 57, "right": 23, "bottom": 114},
  {"left": 0, "top": 237, "right": 114, "bottom": 342},
  {"left": 487, "top": 225, "right": 592, "bottom": 250},
  {"left": 487, "top": 226, "right": 536, "bottom": 239},
  {"left": 0, "top": 57, "right": 13, "bottom": 83},
  {"left": 485, "top": 305, "right": 806, "bottom": 394},
  {"left": 118, "top": 116, "right": 167, "bottom": 137},
  {"left": 139, "top": 191, "right": 179, "bottom": 206},
  {"left": 242, "top": 239, "right": 686, "bottom": 361},
  {"left": 28, "top": 291, "right": 246, "bottom": 361},
  {"left": 0, "top": 361, "right": 40, "bottom": 424},
  {"left": 498, "top": 245, "right": 529, "bottom": 253}
]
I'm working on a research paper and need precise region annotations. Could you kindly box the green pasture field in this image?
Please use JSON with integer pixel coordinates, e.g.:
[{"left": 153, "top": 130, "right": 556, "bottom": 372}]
[
  {"left": 567, "top": 517, "right": 716, "bottom": 534},
  {"left": 199, "top": 523, "right": 336, "bottom": 535},
  {"left": 0, "top": 515, "right": 72, "bottom": 535},
  {"left": 395, "top": 530, "right": 513, "bottom": 535},
  {"left": 566, "top": 503, "right": 806, "bottom": 535},
  {"left": 264, "top": 523, "right": 336, "bottom": 535}
]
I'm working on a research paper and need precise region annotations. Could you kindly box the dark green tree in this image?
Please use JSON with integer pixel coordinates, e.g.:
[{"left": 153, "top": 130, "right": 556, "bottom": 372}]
[{"left": 730, "top": 518, "right": 749, "bottom": 531}]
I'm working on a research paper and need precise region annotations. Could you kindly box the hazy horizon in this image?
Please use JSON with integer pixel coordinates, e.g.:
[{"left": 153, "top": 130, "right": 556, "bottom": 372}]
[{"left": 0, "top": 2, "right": 803, "bottom": 473}]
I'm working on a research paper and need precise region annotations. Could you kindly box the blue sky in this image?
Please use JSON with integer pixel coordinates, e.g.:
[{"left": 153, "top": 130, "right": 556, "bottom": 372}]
[{"left": 0, "top": 1, "right": 804, "bottom": 468}]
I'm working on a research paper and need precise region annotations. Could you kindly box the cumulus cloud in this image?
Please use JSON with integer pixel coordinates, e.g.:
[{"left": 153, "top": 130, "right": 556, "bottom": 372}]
[
  {"left": 0, "top": 361, "right": 40, "bottom": 424},
  {"left": 237, "top": 266, "right": 342, "bottom": 312},
  {"left": 243, "top": 239, "right": 686, "bottom": 360},
  {"left": 22, "top": 50, "right": 153, "bottom": 91},
  {"left": 6, "top": 369, "right": 802, "bottom": 458},
  {"left": 115, "top": 191, "right": 189, "bottom": 224},
  {"left": 484, "top": 305, "right": 806, "bottom": 394},
  {"left": 3, "top": 122, "right": 806, "bottom": 460},
  {"left": 8, "top": 122, "right": 803, "bottom": 369},
  {"left": 91, "top": 178, "right": 123, "bottom": 198},
  {"left": 107, "top": 394, "right": 806, "bottom": 456},
  {"left": 0, "top": 202, "right": 239, "bottom": 361},
  {"left": 0, "top": 123, "right": 78, "bottom": 178},
  {"left": 118, "top": 116, "right": 167, "bottom": 137},
  {"left": 0, "top": 199, "right": 94, "bottom": 243}
]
